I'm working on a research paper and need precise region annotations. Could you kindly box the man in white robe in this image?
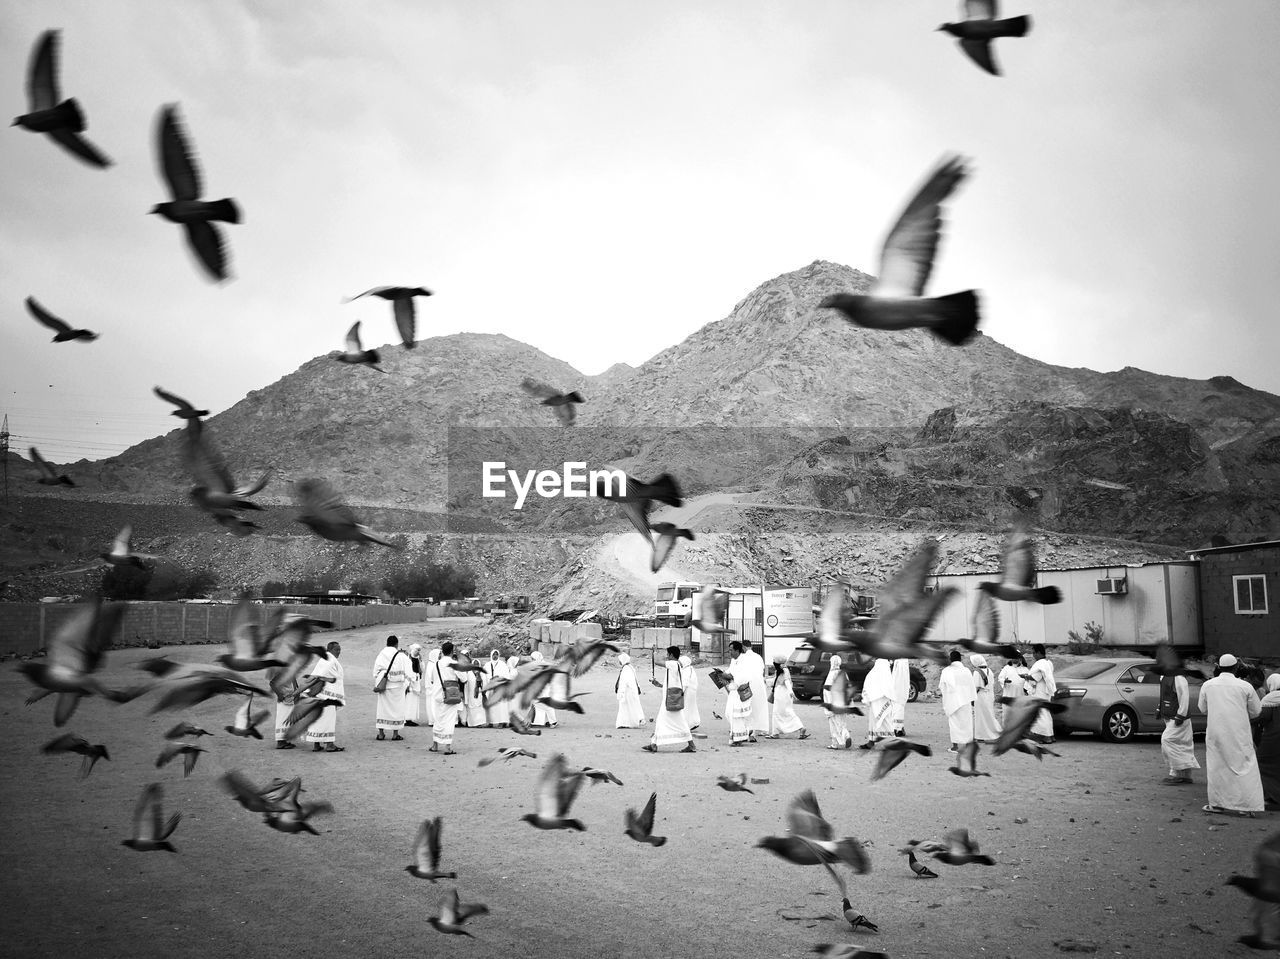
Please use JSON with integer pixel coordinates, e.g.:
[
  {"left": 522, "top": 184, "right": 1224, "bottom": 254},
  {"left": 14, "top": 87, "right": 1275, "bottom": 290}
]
[
  {"left": 1158, "top": 666, "right": 1199, "bottom": 785},
  {"left": 615, "top": 653, "right": 646, "bottom": 728},
  {"left": 482, "top": 650, "right": 510, "bottom": 728},
  {"left": 271, "top": 669, "right": 298, "bottom": 751},
  {"left": 679, "top": 654, "right": 702, "bottom": 731},
  {"left": 304, "top": 642, "right": 345, "bottom": 752},
  {"left": 889, "top": 659, "right": 911, "bottom": 736},
  {"left": 372, "top": 636, "right": 407, "bottom": 741},
  {"left": 823, "top": 654, "right": 852, "bottom": 749},
  {"left": 1027, "top": 645, "right": 1057, "bottom": 743},
  {"left": 939, "top": 651, "right": 976, "bottom": 751},
  {"left": 970, "top": 654, "right": 1001, "bottom": 742},
  {"left": 643, "top": 645, "right": 695, "bottom": 752},
  {"left": 529, "top": 650, "right": 558, "bottom": 727},
  {"left": 723, "top": 643, "right": 753, "bottom": 746},
  {"left": 404, "top": 644, "right": 424, "bottom": 727},
  {"left": 430, "top": 641, "right": 462, "bottom": 754},
  {"left": 739, "top": 640, "right": 769, "bottom": 741},
  {"left": 997, "top": 654, "right": 1027, "bottom": 724},
  {"left": 1198, "top": 653, "right": 1263, "bottom": 814},
  {"left": 861, "top": 658, "right": 895, "bottom": 747}
]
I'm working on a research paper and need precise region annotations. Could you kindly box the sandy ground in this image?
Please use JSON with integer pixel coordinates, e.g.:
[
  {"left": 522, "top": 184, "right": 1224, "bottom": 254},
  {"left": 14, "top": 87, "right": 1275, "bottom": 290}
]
[{"left": 2, "top": 620, "right": 1274, "bottom": 959}]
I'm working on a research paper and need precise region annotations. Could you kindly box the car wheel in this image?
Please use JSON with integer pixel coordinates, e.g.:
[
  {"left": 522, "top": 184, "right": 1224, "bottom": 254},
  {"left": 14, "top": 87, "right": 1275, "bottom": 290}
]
[
  {"left": 1102, "top": 705, "right": 1137, "bottom": 743},
  {"left": 907, "top": 684, "right": 920, "bottom": 703}
]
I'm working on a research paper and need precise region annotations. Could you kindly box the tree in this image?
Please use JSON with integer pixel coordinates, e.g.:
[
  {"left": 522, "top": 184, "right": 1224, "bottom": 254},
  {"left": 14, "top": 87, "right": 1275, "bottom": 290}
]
[{"left": 102, "top": 563, "right": 151, "bottom": 600}]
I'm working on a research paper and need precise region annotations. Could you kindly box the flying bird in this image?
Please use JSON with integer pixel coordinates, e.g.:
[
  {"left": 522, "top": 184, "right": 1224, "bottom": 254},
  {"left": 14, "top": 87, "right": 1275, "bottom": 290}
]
[
  {"left": 819, "top": 154, "right": 979, "bottom": 346},
  {"left": 428, "top": 889, "right": 489, "bottom": 937},
  {"left": 153, "top": 386, "right": 208, "bottom": 419},
  {"left": 1010, "top": 738, "right": 1060, "bottom": 761},
  {"left": 692, "top": 586, "right": 734, "bottom": 635},
  {"left": 156, "top": 742, "right": 206, "bottom": 778},
  {"left": 477, "top": 746, "right": 538, "bottom": 767},
  {"left": 221, "top": 770, "right": 298, "bottom": 814},
  {"left": 183, "top": 418, "right": 270, "bottom": 516},
  {"left": 29, "top": 446, "right": 75, "bottom": 487},
  {"left": 346, "top": 287, "right": 432, "bottom": 349},
  {"left": 578, "top": 766, "right": 624, "bottom": 786},
  {"left": 280, "top": 697, "right": 342, "bottom": 741},
  {"left": 956, "top": 589, "right": 1022, "bottom": 659},
  {"left": 224, "top": 693, "right": 270, "bottom": 739},
  {"left": 521, "top": 753, "right": 587, "bottom": 831},
  {"left": 594, "top": 471, "right": 682, "bottom": 509},
  {"left": 26, "top": 296, "right": 97, "bottom": 342},
  {"left": 165, "top": 721, "right": 212, "bottom": 740},
  {"left": 823, "top": 670, "right": 865, "bottom": 717},
  {"left": 508, "top": 708, "right": 542, "bottom": 736},
  {"left": 811, "top": 947, "right": 888, "bottom": 959},
  {"left": 406, "top": 816, "right": 458, "bottom": 881},
  {"left": 122, "top": 783, "right": 180, "bottom": 852},
  {"left": 558, "top": 637, "right": 621, "bottom": 678},
  {"left": 13, "top": 30, "right": 111, "bottom": 167},
  {"left": 335, "top": 321, "right": 384, "bottom": 372},
  {"left": 938, "top": 0, "right": 1032, "bottom": 77},
  {"left": 717, "top": 772, "right": 755, "bottom": 794},
  {"left": 949, "top": 739, "right": 991, "bottom": 778},
  {"left": 19, "top": 598, "right": 123, "bottom": 725},
  {"left": 265, "top": 799, "right": 334, "bottom": 835},
  {"left": 1228, "top": 832, "right": 1280, "bottom": 906},
  {"left": 870, "top": 738, "right": 933, "bottom": 782},
  {"left": 42, "top": 733, "right": 109, "bottom": 779},
  {"left": 931, "top": 827, "right": 995, "bottom": 866},
  {"left": 218, "top": 597, "right": 288, "bottom": 672},
  {"left": 650, "top": 522, "right": 694, "bottom": 573},
  {"left": 756, "top": 791, "right": 870, "bottom": 874},
  {"left": 150, "top": 671, "right": 271, "bottom": 712},
  {"left": 292, "top": 477, "right": 399, "bottom": 548},
  {"left": 992, "top": 696, "right": 1066, "bottom": 756},
  {"left": 836, "top": 543, "right": 953, "bottom": 664},
  {"left": 100, "top": 525, "right": 158, "bottom": 569},
  {"left": 624, "top": 791, "right": 667, "bottom": 846},
  {"left": 151, "top": 104, "right": 240, "bottom": 281},
  {"left": 520, "top": 378, "right": 585, "bottom": 425},
  {"left": 976, "top": 523, "right": 1061, "bottom": 604}
]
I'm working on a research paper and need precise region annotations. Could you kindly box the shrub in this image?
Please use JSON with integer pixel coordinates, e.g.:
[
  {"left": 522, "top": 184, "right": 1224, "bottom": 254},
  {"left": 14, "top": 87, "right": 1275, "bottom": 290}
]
[{"left": 1066, "top": 620, "right": 1104, "bottom": 655}]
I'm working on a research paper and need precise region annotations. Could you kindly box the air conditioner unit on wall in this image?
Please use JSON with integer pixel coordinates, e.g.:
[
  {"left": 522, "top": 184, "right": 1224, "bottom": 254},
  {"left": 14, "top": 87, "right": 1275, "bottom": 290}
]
[{"left": 1096, "top": 577, "right": 1128, "bottom": 595}]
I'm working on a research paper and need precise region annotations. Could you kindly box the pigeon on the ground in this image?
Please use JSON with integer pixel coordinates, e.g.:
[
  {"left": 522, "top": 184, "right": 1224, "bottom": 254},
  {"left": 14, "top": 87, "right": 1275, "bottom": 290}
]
[
  {"left": 151, "top": 104, "right": 239, "bottom": 281},
  {"left": 992, "top": 696, "right": 1066, "bottom": 755},
  {"left": 521, "top": 753, "right": 587, "bottom": 831},
  {"left": 625, "top": 791, "right": 667, "bottom": 846},
  {"left": 165, "top": 721, "right": 212, "bottom": 739},
  {"left": 156, "top": 742, "right": 206, "bottom": 778},
  {"left": 100, "top": 525, "right": 158, "bottom": 569},
  {"left": 692, "top": 586, "right": 735, "bottom": 635},
  {"left": 224, "top": 694, "right": 270, "bottom": 739},
  {"left": 649, "top": 522, "right": 694, "bottom": 573},
  {"left": 42, "top": 733, "right": 109, "bottom": 779},
  {"left": 335, "top": 321, "right": 384, "bottom": 372},
  {"left": 870, "top": 738, "right": 933, "bottom": 781},
  {"left": 520, "top": 378, "right": 585, "bottom": 425},
  {"left": 428, "top": 889, "right": 489, "bottom": 937},
  {"left": 477, "top": 747, "right": 538, "bottom": 767},
  {"left": 122, "top": 783, "right": 180, "bottom": 852},
  {"left": 949, "top": 739, "right": 992, "bottom": 778},
  {"left": 717, "top": 772, "right": 754, "bottom": 794},
  {"left": 293, "top": 477, "right": 399, "bottom": 547},
  {"left": 903, "top": 848, "right": 939, "bottom": 878},
  {"left": 26, "top": 296, "right": 97, "bottom": 342},
  {"left": 14, "top": 30, "right": 111, "bottom": 167},
  {"left": 842, "top": 898, "right": 879, "bottom": 933},
  {"left": 977, "top": 523, "right": 1061, "bottom": 604},
  {"left": 29, "top": 446, "right": 75, "bottom": 487},
  {"left": 406, "top": 816, "right": 457, "bottom": 880},
  {"left": 19, "top": 598, "right": 123, "bottom": 724},
  {"left": 153, "top": 386, "right": 208, "bottom": 419},
  {"left": 346, "top": 287, "right": 432, "bottom": 349},
  {"left": 931, "top": 827, "right": 995, "bottom": 865},
  {"left": 938, "top": 0, "right": 1032, "bottom": 77},
  {"left": 819, "top": 154, "right": 979, "bottom": 346}
]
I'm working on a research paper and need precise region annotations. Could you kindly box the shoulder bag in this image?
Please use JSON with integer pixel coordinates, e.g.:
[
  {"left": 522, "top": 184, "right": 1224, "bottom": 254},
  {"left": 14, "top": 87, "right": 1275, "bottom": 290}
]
[
  {"left": 664, "top": 664, "right": 686, "bottom": 711},
  {"left": 437, "top": 662, "right": 464, "bottom": 705},
  {"left": 373, "top": 650, "right": 401, "bottom": 693}
]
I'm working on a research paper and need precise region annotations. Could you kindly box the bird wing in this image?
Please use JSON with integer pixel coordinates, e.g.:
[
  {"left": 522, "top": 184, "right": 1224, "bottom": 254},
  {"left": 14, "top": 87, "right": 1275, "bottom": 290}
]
[
  {"left": 557, "top": 770, "right": 586, "bottom": 816},
  {"left": 48, "top": 129, "right": 112, "bottom": 168},
  {"left": 959, "top": 38, "right": 1000, "bottom": 76},
  {"left": 878, "top": 540, "right": 938, "bottom": 615},
  {"left": 620, "top": 500, "right": 653, "bottom": 543},
  {"left": 183, "top": 419, "right": 236, "bottom": 492},
  {"left": 28, "top": 446, "right": 57, "bottom": 480},
  {"left": 293, "top": 477, "right": 359, "bottom": 526},
  {"left": 346, "top": 287, "right": 392, "bottom": 300},
  {"left": 874, "top": 155, "right": 969, "bottom": 298},
  {"left": 946, "top": 827, "right": 976, "bottom": 855},
  {"left": 345, "top": 321, "right": 364, "bottom": 353},
  {"left": 971, "top": 589, "right": 999, "bottom": 644},
  {"left": 874, "top": 588, "right": 954, "bottom": 650},
  {"left": 637, "top": 792, "right": 658, "bottom": 833},
  {"left": 227, "top": 598, "right": 261, "bottom": 658},
  {"left": 1000, "top": 523, "right": 1036, "bottom": 587},
  {"left": 964, "top": 0, "right": 997, "bottom": 20},
  {"left": 232, "top": 696, "right": 252, "bottom": 729},
  {"left": 183, "top": 221, "right": 230, "bottom": 282},
  {"left": 48, "top": 599, "right": 120, "bottom": 677},
  {"left": 425, "top": 816, "right": 444, "bottom": 870},
  {"left": 25, "top": 296, "right": 74, "bottom": 335},
  {"left": 42, "top": 733, "right": 83, "bottom": 754},
  {"left": 788, "top": 790, "right": 834, "bottom": 841},
  {"left": 520, "top": 377, "right": 558, "bottom": 402},
  {"left": 27, "top": 30, "right": 59, "bottom": 110},
  {"left": 534, "top": 754, "right": 566, "bottom": 818},
  {"left": 152, "top": 385, "right": 196, "bottom": 414},
  {"left": 963, "top": 740, "right": 979, "bottom": 770},
  {"left": 392, "top": 298, "right": 415, "bottom": 348},
  {"left": 455, "top": 896, "right": 490, "bottom": 923},
  {"left": 134, "top": 783, "right": 162, "bottom": 841},
  {"left": 796, "top": 837, "right": 850, "bottom": 898},
  {"left": 157, "top": 104, "right": 202, "bottom": 201},
  {"left": 437, "top": 889, "right": 460, "bottom": 926}
]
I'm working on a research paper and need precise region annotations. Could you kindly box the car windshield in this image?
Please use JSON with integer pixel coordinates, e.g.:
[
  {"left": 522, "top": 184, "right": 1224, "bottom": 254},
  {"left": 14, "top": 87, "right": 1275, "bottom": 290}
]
[
  {"left": 788, "top": 647, "right": 815, "bottom": 665},
  {"left": 656, "top": 587, "right": 674, "bottom": 601},
  {"left": 1055, "top": 661, "right": 1117, "bottom": 681}
]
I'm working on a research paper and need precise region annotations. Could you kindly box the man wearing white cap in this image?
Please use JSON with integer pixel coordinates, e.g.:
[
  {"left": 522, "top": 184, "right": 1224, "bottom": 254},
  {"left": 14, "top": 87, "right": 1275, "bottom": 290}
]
[
  {"left": 1198, "top": 653, "right": 1264, "bottom": 815},
  {"left": 970, "top": 654, "right": 1001, "bottom": 742}
]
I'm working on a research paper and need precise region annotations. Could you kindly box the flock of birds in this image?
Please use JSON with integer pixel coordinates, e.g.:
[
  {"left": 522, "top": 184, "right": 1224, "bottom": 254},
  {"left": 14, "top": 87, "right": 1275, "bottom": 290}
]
[{"left": 14, "top": 3, "right": 1279, "bottom": 954}]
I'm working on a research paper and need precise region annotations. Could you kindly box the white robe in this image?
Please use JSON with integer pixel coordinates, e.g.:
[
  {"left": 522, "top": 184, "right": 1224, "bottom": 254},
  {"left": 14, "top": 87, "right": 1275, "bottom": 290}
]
[
  {"left": 724, "top": 659, "right": 752, "bottom": 744},
  {"left": 972, "top": 665, "right": 1001, "bottom": 741},
  {"left": 769, "top": 666, "right": 804, "bottom": 735},
  {"left": 652, "top": 659, "right": 693, "bottom": 746},
  {"left": 889, "top": 659, "right": 911, "bottom": 733},
  {"left": 373, "top": 647, "right": 408, "bottom": 730},
  {"left": 404, "top": 657, "right": 424, "bottom": 724},
  {"left": 431, "top": 656, "right": 462, "bottom": 748},
  {"left": 1161, "top": 675, "right": 1199, "bottom": 774},
  {"left": 615, "top": 663, "right": 646, "bottom": 728},
  {"left": 680, "top": 656, "right": 702, "bottom": 729},
  {"left": 862, "top": 659, "right": 895, "bottom": 740},
  {"left": 739, "top": 649, "right": 769, "bottom": 734},
  {"left": 462, "top": 669, "right": 486, "bottom": 726},
  {"left": 305, "top": 654, "right": 344, "bottom": 744},
  {"left": 823, "top": 657, "right": 851, "bottom": 747},
  {"left": 1199, "top": 673, "right": 1263, "bottom": 812},
  {"left": 1027, "top": 658, "right": 1057, "bottom": 739},
  {"left": 939, "top": 662, "right": 976, "bottom": 745},
  {"left": 422, "top": 651, "right": 439, "bottom": 725},
  {"left": 482, "top": 657, "right": 510, "bottom": 726}
]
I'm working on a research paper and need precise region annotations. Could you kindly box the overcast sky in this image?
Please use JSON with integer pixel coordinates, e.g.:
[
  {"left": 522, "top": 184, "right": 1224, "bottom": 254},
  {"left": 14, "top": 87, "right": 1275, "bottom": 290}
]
[{"left": 3, "top": 1, "right": 1278, "bottom": 462}]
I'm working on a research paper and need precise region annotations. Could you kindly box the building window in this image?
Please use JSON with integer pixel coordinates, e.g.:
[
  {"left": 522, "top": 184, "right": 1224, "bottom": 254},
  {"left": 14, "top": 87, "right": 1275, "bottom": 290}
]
[{"left": 1234, "top": 575, "right": 1268, "bottom": 614}]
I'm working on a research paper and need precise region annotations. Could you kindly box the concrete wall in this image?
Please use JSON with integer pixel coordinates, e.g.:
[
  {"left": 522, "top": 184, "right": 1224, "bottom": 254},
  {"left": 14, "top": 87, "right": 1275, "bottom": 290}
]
[
  {"left": 931, "top": 562, "right": 1202, "bottom": 649},
  {"left": 1200, "top": 548, "right": 1280, "bottom": 658},
  {"left": 0, "top": 601, "right": 445, "bottom": 657}
]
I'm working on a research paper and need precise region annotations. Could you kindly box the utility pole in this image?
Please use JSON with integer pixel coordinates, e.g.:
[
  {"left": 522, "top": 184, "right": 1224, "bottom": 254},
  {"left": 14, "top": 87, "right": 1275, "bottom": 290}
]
[{"left": 0, "top": 414, "right": 8, "bottom": 507}]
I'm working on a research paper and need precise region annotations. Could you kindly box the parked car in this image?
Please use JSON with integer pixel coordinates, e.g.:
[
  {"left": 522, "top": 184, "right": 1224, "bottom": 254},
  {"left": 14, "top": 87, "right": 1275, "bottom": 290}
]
[
  {"left": 786, "top": 644, "right": 926, "bottom": 702},
  {"left": 1052, "top": 657, "right": 1209, "bottom": 743}
]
